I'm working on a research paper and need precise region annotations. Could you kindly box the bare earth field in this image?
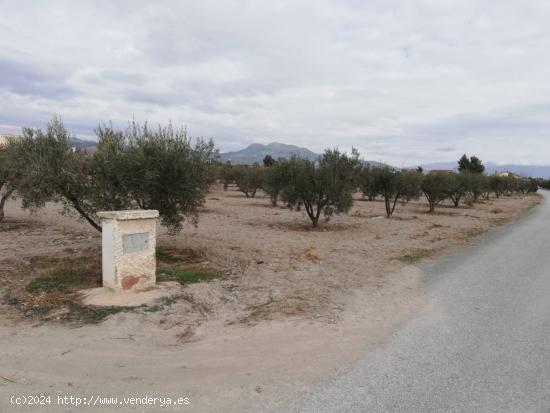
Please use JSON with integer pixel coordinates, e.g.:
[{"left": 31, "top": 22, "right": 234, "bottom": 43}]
[{"left": 0, "top": 188, "right": 541, "bottom": 412}]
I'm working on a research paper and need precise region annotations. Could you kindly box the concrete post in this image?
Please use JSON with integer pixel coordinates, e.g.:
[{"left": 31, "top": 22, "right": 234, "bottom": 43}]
[{"left": 97, "top": 210, "right": 159, "bottom": 291}]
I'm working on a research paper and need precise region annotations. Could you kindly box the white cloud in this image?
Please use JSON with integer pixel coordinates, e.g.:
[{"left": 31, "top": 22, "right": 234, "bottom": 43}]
[{"left": 1, "top": 0, "right": 550, "bottom": 164}]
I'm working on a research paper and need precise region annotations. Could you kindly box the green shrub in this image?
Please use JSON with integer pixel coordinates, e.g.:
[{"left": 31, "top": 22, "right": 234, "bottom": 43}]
[
  {"left": 158, "top": 268, "right": 217, "bottom": 284},
  {"left": 26, "top": 268, "right": 96, "bottom": 293}
]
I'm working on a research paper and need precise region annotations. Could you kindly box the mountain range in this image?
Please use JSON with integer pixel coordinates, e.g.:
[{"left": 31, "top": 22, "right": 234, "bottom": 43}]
[
  {"left": 218, "top": 142, "right": 386, "bottom": 167},
  {"left": 219, "top": 142, "right": 318, "bottom": 164},
  {"left": 220, "top": 143, "right": 550, "bottom": 178},
  {"left": 60, "top": 138, "right": 550, "bottom": 178}
]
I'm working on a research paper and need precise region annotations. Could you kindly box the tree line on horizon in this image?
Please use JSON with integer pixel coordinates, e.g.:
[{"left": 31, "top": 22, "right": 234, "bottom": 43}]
[
  {"left": 0, "top": 117, "right": 543, "bottom": 230},
  {"left": 219, "top": 153, "right": 539, "bottom": 226}
]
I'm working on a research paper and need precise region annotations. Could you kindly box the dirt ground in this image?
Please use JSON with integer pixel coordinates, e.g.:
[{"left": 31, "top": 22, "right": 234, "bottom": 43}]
[{"left": 0, "top": 188, "right": 541, "bottom": 412}]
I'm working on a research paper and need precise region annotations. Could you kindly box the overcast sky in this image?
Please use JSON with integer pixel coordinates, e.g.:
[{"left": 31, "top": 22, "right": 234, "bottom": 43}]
[{"left": 1, "top": 0, "right": 549, "bottom": 165}]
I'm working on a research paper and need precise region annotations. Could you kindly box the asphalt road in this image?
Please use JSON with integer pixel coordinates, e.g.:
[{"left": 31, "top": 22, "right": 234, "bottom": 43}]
[{"left": 284, "top": 192, "right": 550, "bottom": 412}]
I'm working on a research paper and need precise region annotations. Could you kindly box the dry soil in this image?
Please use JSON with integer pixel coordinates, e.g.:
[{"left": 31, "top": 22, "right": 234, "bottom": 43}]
[{"left": 0, "top": 188, "right": 540, "bottom": 412}]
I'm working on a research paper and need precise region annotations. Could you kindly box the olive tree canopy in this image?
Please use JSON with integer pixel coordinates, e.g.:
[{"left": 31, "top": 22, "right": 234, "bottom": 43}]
[
  {"left": 12, "top": 117, "right": 215, "bottom": 233},
  {"left": 361, "top": 166, "right": 422, "bottom": 217},
  {"left": 270, "top": 148, "right": 360, "bottom": 227}
]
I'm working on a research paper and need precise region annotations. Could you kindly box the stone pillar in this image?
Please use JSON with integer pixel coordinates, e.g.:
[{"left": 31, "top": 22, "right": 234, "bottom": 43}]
[{"left": 97, "top": 210, "right": 159, "bottom": 291}]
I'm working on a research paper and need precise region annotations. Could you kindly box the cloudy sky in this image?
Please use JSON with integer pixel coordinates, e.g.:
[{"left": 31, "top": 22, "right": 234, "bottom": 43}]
[{"left": 1, "top": 0, "right": 549, "bottom": 165}]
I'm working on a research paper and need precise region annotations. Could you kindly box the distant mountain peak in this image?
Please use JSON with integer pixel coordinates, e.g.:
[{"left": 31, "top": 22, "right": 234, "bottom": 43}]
[
  {"left": 219, "top": 142, "right": 318, "bottom": 164},
  {"left": 266, "top": 142, "right": 297, "bottom": 148}
]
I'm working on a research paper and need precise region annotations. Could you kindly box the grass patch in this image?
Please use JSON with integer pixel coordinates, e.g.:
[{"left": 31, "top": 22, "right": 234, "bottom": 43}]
[
  {"left": 158, "top": 268, "right": 218, "bottom": 284},
  {"left": 5, "top": 252, "right": 105, "bottom": 323},
  {"left": 29, "top": 253, "right": 100, "bottom": 271},
  {"left": 2, "top": 289, "right": 19, "bottom": 306},
  {"left": 397, "top": 248, "right": 435, "bottom": 264},
  {"left": 25, "top": 268, "right": 99, "bottom": 293},
  {"left": 142, "top": 304, "right": 162, "bottom": 313},
  {"left": 156, "top": 247, "right": 204, "bottom": 264},
  {"left": 10, "top": 246, "right": 212, "bottom": 324},
  {"left": 156, "top": 248, "right": 180, "bottom": 263},
  {"left": 156, "top": 247, "right": 218, "bottom": 285}
]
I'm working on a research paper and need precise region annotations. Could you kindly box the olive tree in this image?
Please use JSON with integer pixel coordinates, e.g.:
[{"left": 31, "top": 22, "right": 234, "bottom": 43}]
[
  {"left": 14, "top": 118, "right": 101, "bottom": 230},
  {"left": 526, "top": 178, "right": 539, "bottom": 194},
  {"left": 362, "top": 166, "right": 421, "bottom": 217},
  {"left": 219, "top": 162, "right": 239, "bottom": 190},
  {"left": 0, "top": 138, "right": 25, "bottom": 222},
  {"left": 90, "top": 124, "right": 132, "bottom": 212},
  {"left": 13, "top": 117, "right": 215, "bottom": 233},
  {"left": 358, "top": 165, "right": 378, "bottom": 201},
  {"left": 502, "top": 176, "right": 519, "bottom": 196},
  {"left": 263, "top": 160, "right": 285, "bottom": 205},
  {"left": 421, "top": 172, "right": 452, "bottom": 213},
  {"left": 488, "top": 175, "right": 506, "bottom": 198},
  {"left": 517, "top": 179, "right": 529, "bottom": 195},
  {"left": 233, "top": 165, "right": 264, "bottom": 198},
  {"left": 399, "top": 170, "right": 424, "bottom": 207},
  {"left": 447, "top": 173, "right": 470, "bottom": 207},
  {"left": 275, "top": 149, "right": 360, "bottom": 227},
  {"left": 103, "top": 121, "right": 215, "bottom": 232},
  {"left": 464, "top": 172, "right": 485, "bottom": 202},
  {"left": 0, "top": 147, "right": 11, "bottom": 222}
]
